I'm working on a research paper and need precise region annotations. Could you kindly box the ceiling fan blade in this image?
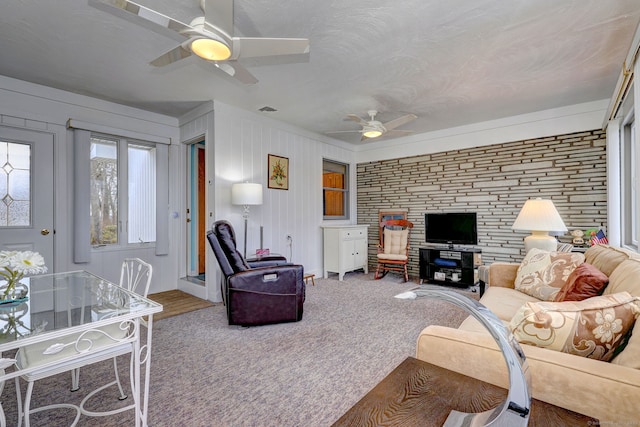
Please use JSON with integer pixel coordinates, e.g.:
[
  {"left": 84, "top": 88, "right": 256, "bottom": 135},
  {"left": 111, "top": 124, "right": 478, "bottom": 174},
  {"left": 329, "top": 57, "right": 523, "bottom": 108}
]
[
  {"left": 346, "top": 114, "right": 369, "bottom": 127},
  {"left": 150, "top": 45, "right": 192, "bottom": 67},
  {"left": 214, "top": 62, "right": 258, "bottom": 85},
  {"left": 326, "top": 130, "right": 363, "bottom": 134},
  {"left": 232, "top": 38, "right": 310, "bottom": 59},
  {"left": 89, "top": 0, "right": 191, "bottom": 43},
  {"left": 203, "top": 0, "right": 234, "bottom": 37},
  {"left": 240, "top": 52, "right": 310, "bottom": 68},
  {"left": 382, "top": 114, "right": 417, "bottom": 131}
]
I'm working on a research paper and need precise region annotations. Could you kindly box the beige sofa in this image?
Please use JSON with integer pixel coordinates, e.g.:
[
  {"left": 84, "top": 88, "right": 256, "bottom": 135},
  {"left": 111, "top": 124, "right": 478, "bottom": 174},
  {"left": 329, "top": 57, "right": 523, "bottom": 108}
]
[{"left": 416, "top": 244, "right": 640, "bottom": 422}]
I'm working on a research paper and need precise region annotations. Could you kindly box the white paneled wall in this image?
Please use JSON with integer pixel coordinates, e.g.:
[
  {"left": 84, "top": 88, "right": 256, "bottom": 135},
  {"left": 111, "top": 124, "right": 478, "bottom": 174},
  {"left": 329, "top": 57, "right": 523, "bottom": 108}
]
[
  {"left": 210, "top": 101, "right": 355, "bottom": 301},
  {"left": 0, "top": 75, "right": 181, "bottom": 295},
  {"left": 2, "top": 73, "right": 615, "bottom": 303}
]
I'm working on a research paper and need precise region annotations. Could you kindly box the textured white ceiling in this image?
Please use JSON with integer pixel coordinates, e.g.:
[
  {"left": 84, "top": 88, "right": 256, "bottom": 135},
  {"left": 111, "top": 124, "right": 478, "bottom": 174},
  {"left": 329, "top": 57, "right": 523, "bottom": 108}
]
[{"left": 1, "top": 0, "right": 639, "bottom": 144}]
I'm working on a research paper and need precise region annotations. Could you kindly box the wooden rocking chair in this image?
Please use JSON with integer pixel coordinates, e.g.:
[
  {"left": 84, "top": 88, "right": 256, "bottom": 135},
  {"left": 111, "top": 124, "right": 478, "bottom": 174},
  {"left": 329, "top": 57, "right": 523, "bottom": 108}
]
[{"left": 374, "top": 219, "right": 414, "bottom": 282}]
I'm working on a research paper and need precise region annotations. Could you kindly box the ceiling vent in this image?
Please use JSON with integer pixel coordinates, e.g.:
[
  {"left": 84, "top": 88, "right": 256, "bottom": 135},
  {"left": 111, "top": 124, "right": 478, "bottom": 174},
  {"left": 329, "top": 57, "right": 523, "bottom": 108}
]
[{"left": 259, "top": 106, "right": 278, "bottom": 112}]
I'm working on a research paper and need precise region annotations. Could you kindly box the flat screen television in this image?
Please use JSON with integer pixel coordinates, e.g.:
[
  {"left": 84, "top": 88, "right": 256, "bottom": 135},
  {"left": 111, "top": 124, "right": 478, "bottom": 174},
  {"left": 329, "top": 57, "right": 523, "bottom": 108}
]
[{"left": 425, "top": 212, "right": 478, "bottom": 247}]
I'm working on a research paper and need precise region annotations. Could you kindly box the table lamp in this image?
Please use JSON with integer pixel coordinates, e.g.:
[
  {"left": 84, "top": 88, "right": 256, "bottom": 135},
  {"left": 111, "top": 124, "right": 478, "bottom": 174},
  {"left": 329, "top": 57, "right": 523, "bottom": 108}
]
[
  {"left": 231, "top": 182, "right": 263, "bottom": 258},
  {"left": 512, "top": 198, "right": 567, "bottom": 253}
]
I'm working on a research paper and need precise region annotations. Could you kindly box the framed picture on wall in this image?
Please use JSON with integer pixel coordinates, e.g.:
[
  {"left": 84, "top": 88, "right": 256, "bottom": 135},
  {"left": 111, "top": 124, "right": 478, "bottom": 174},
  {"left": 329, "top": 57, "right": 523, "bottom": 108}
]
[{"left": 268, "top": 154, "right": 289, "bottom": 190}]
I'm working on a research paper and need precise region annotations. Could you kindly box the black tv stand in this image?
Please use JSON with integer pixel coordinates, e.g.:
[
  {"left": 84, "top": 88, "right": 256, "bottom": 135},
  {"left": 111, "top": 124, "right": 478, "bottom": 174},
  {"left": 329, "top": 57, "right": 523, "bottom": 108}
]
[{"left": 419, "top": 247, "right": 482, "bottom": 287}]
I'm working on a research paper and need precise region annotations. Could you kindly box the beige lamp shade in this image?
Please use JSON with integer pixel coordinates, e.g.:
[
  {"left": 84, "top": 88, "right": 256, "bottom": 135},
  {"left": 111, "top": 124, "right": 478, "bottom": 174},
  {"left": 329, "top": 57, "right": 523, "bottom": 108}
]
[
  {"left": 512, "top": 198, "right": 567, "bottom": 253},
  {"left": 231, "top": 183, "right": 263, "bottom": 206}
]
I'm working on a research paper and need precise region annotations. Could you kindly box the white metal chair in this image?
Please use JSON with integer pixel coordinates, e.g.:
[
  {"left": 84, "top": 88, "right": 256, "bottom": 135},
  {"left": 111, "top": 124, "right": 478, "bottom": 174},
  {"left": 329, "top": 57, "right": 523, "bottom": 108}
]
[
  {"left": 71, "top": 258, "right": 153, "bottom": 393},
  {"left": 14, "top": 258, "right": 152, "bottom": 426}
]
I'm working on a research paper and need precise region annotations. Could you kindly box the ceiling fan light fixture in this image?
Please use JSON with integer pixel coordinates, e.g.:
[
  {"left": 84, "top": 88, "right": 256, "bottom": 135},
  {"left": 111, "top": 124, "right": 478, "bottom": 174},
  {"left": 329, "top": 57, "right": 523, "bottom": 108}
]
[
  {"left": 363, "top": 129, "right": 383, "bottom": 138},
  {"left": 191, "top": 38, "right": 231, "bottom": 61}
]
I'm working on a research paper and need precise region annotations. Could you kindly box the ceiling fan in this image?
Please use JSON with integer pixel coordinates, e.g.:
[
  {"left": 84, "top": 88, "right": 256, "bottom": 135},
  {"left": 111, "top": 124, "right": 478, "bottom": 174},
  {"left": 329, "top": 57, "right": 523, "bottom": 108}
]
[
  {"left": 327, "top": 110, "right": 418, "bottom": 140},
  {"left": 90, "top": 0, "right": 310, "bottom": 84}
]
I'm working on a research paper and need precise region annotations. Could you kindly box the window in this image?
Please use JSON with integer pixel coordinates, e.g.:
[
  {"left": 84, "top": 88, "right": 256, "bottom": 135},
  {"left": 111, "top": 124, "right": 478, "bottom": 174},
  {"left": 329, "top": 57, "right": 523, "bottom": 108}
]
[
  {"left": 621, "top": 118, "right": 638, "bottom": 249},
  {"left": 323, "top": 159, "right": 348, "bottom": 219},
  {"left": 0, "top": 141, "right": 31, "bottom": 226},
  {"left": 90, "top": 134, "right": 156, "bottom": 246}
]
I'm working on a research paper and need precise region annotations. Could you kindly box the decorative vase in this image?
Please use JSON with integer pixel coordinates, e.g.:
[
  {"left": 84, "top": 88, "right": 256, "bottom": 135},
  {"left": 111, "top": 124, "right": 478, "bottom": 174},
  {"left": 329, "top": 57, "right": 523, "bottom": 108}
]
[
  {"left": 0, "top": 280, "right": 28, "bottom": 304},
  {"left": 0, "top": 250, "right": 46, "bottom": 304},
  {"left": 0, "top": 301, "right": 30, "bottom": 340}
]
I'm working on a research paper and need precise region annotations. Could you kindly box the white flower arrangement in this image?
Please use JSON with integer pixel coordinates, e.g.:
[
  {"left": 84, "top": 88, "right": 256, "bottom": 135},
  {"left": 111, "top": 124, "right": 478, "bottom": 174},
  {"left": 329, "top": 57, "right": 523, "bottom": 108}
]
[{"left": 0, "top": 250, "right": 47, "bottom": 299}]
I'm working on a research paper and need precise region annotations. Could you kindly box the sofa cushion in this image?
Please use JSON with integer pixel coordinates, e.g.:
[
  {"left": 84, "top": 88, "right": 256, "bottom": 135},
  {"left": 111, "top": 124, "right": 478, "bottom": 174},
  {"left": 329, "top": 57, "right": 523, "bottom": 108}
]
[
  {"left": 554, "top": 263, "right": 609, "bottom": 302},
  {"left": 459, "top": 287, "right": 539, "bottom": 334},
  {"left": 478, "top": 286, "right": 541, "bottom": 322},
  {"left": 459, "top": 315, "right": 512, "bottom": 334},
  {"left": 584, "top": 244, "right": 634, "bottom": 277},
  {"left": 510, "top": 292, "right": 640, "bottom": 362},
  {"left": 604, "top": 258, "right": 640, "bottom": 297},
  {"left": 605, "top": 259, "right": 640, "bottom": 368},
  {"left": 416, "top": 324, "right": 640, "bottom": 422},
  {"left": 514, "top": 248, "right": 585, "bottom": 301}
]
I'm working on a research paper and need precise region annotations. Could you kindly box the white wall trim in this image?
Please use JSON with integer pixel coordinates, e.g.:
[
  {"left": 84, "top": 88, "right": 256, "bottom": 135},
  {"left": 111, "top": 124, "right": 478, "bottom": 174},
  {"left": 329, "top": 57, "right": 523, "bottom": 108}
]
[
  {"left": 354, "top": 100, "right": 609, "bottom": 163},
  {"left": 606, "top": 118, "right": 622, "bottom": 246},
  {"left": 0, "top": 75, "right": 181, "bottom": 295},
  {"left": 67, "top": 118, "right": 171, "bottom": 144}
]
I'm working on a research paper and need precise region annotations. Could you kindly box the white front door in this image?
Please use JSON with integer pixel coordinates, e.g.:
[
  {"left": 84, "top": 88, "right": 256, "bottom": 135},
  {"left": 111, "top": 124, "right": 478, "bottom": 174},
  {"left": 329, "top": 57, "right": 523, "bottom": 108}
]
[{"left": 0, "top": 126, "right": 54, "bottom": 268}]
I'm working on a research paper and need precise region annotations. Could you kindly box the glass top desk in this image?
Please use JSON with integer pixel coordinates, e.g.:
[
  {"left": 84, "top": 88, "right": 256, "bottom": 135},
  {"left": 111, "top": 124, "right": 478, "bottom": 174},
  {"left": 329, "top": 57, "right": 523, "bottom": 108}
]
[{"left": 0, "top": 270, "right": 163, "bottom": 427}]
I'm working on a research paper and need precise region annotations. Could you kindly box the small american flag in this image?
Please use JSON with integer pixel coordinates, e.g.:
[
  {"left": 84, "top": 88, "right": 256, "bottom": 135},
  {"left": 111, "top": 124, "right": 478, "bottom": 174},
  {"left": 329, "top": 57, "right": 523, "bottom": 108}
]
[{"left": 591, "top": 229, "right": 609, "bottom": 246}]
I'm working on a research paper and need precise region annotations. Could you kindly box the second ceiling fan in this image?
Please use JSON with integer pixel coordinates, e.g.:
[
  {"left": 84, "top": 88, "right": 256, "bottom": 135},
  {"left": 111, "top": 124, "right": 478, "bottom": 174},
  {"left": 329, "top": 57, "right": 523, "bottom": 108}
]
[
  {"left": 328, "top": 110, "right": 418, "bottom": 141},
  {"left": 91, "top": 0, "right": 310, "bottom": 84}
]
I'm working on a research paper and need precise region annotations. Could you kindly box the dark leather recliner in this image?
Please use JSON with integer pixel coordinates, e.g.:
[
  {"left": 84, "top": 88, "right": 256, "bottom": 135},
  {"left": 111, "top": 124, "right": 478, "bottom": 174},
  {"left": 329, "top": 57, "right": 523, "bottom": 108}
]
[{"left": 207, "top": 220, "right": 305, "bottom": 326}]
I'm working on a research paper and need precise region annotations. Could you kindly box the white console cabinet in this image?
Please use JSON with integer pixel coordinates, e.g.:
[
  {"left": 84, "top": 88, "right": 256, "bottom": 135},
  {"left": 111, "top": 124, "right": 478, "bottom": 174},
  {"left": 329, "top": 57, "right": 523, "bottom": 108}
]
[{"left": 322, "top": 225, "right": 369, "bottom": 281}]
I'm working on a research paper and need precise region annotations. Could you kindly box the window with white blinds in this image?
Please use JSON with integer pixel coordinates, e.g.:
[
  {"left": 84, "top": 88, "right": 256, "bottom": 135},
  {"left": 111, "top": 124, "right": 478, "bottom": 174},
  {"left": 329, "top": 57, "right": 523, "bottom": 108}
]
[
  {"left": 73, "top": 127, "right": 168, "bottom": 262},
  {"left": 90, "top": 135, "right": 157, "bottom": 245}
]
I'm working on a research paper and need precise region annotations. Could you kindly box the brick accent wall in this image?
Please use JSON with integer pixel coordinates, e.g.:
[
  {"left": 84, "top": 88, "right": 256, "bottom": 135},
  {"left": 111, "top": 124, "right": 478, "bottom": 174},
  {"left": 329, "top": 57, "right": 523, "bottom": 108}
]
[{"left": 357, "top": 129, "right": 607, "bottom": 280}]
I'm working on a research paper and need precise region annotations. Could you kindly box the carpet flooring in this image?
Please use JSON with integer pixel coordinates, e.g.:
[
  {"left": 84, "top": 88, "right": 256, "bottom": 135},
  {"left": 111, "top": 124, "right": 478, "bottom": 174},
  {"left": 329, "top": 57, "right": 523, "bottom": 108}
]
[{"left": 0, "top": 272, "right": 474, "bottom": 426}]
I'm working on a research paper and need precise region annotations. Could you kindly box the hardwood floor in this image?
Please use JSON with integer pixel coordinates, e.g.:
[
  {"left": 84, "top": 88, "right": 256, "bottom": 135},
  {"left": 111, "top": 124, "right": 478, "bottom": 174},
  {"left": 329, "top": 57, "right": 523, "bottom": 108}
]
[{"left": 147, "top": 290, "right": 216, "bottom": 320}]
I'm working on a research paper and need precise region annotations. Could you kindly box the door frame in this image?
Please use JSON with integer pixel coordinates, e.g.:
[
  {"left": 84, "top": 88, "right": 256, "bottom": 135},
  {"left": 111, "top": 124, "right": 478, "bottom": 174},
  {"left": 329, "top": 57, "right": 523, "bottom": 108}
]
[
  {"left": 186, "top": 140, "right": 206, "bottom": 278},
  {"left": 0, "top": 125, "right": 55, "bottom": 268}
]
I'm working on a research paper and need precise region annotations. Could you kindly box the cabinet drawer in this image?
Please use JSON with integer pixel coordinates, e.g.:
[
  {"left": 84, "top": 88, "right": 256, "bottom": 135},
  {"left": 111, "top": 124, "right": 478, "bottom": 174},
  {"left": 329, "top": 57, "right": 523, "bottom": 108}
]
[{"left": 340, "top": 228, "right": 366, "bottom": 240}]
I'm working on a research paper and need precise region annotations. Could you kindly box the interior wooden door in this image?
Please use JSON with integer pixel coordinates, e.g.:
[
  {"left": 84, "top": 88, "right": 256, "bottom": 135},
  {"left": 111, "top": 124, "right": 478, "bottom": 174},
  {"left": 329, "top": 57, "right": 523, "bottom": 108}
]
[
  {"left": 187, "top": 141, "right": 206, "bottom": 279},
  {"left": 198, "top": 147, "right": 206, "bottom": 274}
]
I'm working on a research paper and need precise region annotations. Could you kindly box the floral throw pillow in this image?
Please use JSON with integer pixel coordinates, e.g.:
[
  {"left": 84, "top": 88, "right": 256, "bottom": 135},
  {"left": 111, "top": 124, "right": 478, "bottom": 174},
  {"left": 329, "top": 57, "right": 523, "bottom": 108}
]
[
  {"left": 514, "top": 248, "right": 585, "bottom": 301},
  {"left": 510, "top": 292, "right": 640, "bottom": 361}
]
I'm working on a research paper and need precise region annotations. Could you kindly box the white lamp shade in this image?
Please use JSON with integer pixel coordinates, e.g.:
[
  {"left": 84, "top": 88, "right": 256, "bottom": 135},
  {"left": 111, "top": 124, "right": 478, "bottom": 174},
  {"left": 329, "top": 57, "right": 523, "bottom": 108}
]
[
  {"left": 231, "top": 183, "right": 263, "bottom": 206},
  {"left": 512, "top": 198, "right": 567, "bottom": 233}
]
